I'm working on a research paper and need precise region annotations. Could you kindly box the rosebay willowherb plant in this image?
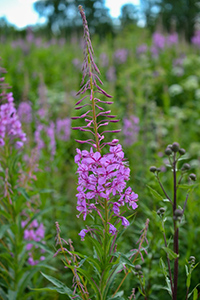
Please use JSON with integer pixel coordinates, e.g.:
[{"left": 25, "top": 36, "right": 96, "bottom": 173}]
[
  {"left": 0, "top": 61, "right": 50, "bottom": 300},
  {"left": 149, "top": 142, "right": 199, "bottom": 300},
  {"left": 41, "top": 6, "right": 150, "bottom": 300}
]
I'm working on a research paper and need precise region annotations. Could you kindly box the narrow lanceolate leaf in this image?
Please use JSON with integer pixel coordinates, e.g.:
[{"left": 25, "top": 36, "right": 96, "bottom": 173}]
[
  {"left": 108, "top": 291, "right": 125, "bottom": 299},
  {"left": 162, "top": 247, "right": 179, "bottom": 260},
  {"left": 38, "top": 272, "right": 81, "bottom": 298},
  {"left": 0, "top": 224, "right": 10, "bottom": 239},
  {"left": 0, "top": 287, "right": 8, "bottom": 300},
  {"left": 146, "top": 185, "right": 163, "bottom": 200}
]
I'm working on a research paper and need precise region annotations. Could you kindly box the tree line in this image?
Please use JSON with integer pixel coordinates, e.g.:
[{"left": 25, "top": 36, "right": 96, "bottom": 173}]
[{"left": 0, "top": 0, "right": 200, "bottom": 41}]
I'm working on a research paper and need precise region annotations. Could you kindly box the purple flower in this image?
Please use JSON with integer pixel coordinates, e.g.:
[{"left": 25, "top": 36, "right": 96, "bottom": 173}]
[
  {"left": 75, "top": 144, "right": 138, "bottom": 225},
  {"left": 22, "top": 218, "right": 46, "bottom": 265},
  {"left": 106, "top": 66, "right": 116, "bottom": 82},
  {"left": 56, "top": 118, "right": 71, "bottom": 141},
  {"left": 17, "top": 101, "right": 32, "bottom": 123},
  {"left": 79, "top": 229, "right": 88, "bottom": 241},
  {"left": 136, "top": 44, "right": 148, "bottom": 55},
  {"left": 166, "top": 32, "right": 178, "bottom": 46},
  {"left": 99, "top": 52, "right": 109, "bottom": 67},
  {"left": 191, "top": 31, "right": 200, "bottom": 48},
  {"left": 152, "top": 32, "right": 165, "bottom": 49},
  {"left": 123, "top": 115, "right": 139, "bottom": 146},
  {"left": 114, "top": 49, "right": 128, "bottom": 64},
  {"left": 108, "top": 223, "right": 117, "bottom": 235},
  {"left": 0, "top": 77, "right": 26, "bottom": 149},
  {"left": 46, "top": 122, "right": 56, "bottom": 158},
  {"left": 120, "top": 216, "right": 130, "bottom": 227}
]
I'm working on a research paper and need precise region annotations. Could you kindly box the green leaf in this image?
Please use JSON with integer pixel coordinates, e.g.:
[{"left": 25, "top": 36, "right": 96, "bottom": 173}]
[
  {"left": 0, "top": 225, "right": 10, "bottom": 239},
  {"left": 76, "top": 267, "right": 100, "bottom": 295},
  {"left": 25, "top": 241, "right": 54, "bottom": 255},
  {"left": 138, "top": 286, "right": 146, "bottom": 297},
  {"left": 188, "top": 284, "right": 200, "bottom": 299},
  {"left": 0, "top": 287, "right": 8, "bottom": 300},
  {"left": 39, "top": 189, "right": 54, "bottom": 194},
  {"left": 38, "top": 272, "right": 81, "bottom": 298},
  {"left": 84, "top": 256, "right": 101, "bottom": 276},
  {"left": 7, "top": 290, "right": 17, "bottom": 300},
  {"left": 159, "top": 258, "right": 167, "bottom": 277},
  {"left": 193, "top": 288, "right": 198, "bottom": 300},
  {"left": 162, "top": 247, "right": 179, "bottom": 260},
  {"left": 0, "top": 209, "right": 10, "bottom": 221},
  {"left": 185, "top": 265, "right": 189, "bottom": 276},
  {"left": 87, "top": 236, "right": 103, "bottom": 260},
  {"left": 16, "top": 187, "right": 30, "bottom": 201},
  {"left": 187, "top": 273, "right": 191, "bottom": 289},
  {"left": 108, "top": 291, "right": 125, "bottom": 299},
  {"left": 113, "top": 253, "right": 135, "bottom": 268},
  {"left": 146, "top": 185, "right": 163, "bottom": 200}
]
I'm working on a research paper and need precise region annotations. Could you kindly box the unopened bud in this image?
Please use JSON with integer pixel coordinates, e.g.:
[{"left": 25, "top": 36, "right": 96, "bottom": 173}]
[
  {"left": 171, "top": 142, "right": 180, "bottom": 152},
  {"left": 179, "top": 148, "right": 186, "bottom": 155},
  {"left": 150, "top": 166, "right": 157, "bottom": 173},
  {"left": 157, "top": 207, "right": 166, "bottom": 216},
  {"left": 167, "top": 144, "right": 172, "bottom": 149},
  {"left": 182, "top": 163, "right": 190, "bottom": 171},
  {"left": 165, "top": 147, "right": 172, "bottom": 155},
  {"left": 135, "top": 264, "right": 142, "bottom": 271},
  {"left": 189, "top": 256, "right": 196, "bottom": 264},
  {"left": 189, "top": 173, "right": 196, "bottom": 181},
  {"left": 174, "top": 209, "right": 183, "bottom": 220}
]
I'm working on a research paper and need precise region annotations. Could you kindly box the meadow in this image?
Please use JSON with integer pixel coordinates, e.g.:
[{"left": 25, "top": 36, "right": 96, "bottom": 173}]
[{"left": 0, "top": 13, "right": 200, "bottom": 299}]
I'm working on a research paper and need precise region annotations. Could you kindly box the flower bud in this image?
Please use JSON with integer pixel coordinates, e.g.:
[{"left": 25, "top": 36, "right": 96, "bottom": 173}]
[
  {"left": 157, "top": 207, "right": 166, "bottom": 216},
  {"left": 174, "top": 209, "right": 183, "bottom": 217},
  {"left": 181, "top": 163, "right": 190, "bottom": 171},
  {"left": 171, "top": 142, "right": 180, "bottom": 152},
  {"left": 135, "top": 264, "right": 142, "bottom": 271},
  {"left": 179, "top": 148, "right": 186, "bottom": 155},
  {"left": 189, "top": 256, "right": 195, "bottom": 264},
  {"left": 189, "top": 173, "right": 196, "bottom": 181},
  {"left": 173, "top": 209, "right": 183, "bottom": 221},
  {"left": 165, "top": 147, "right": 172, "bottom": 155},
  {"left": 167, "top": 144, "right": 172, "bottom": 149},
  {"left": 149, "top": 166, "right": 157, "bottom": 173}
]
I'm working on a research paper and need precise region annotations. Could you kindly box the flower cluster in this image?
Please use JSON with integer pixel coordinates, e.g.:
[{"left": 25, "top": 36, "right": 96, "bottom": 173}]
[
  {"left": 22, "top": 219, "right": 45, "bottom": 265},
  {"left": 0, "top": 81, "right": 26, "bottom": 148},
  {"left": 75, "top": 144, "right": 138, "bottom": 238}
]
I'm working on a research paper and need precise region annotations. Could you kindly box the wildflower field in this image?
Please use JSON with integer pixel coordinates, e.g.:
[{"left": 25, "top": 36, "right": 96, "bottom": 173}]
[{"left": 1, "top": 7, "right": 200, "bottom": 300}]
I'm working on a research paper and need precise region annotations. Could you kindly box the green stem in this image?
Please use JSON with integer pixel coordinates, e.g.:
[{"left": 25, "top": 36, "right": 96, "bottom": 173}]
[{"left": 173, "top": 153, "right": 179, "bottom": 300}]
